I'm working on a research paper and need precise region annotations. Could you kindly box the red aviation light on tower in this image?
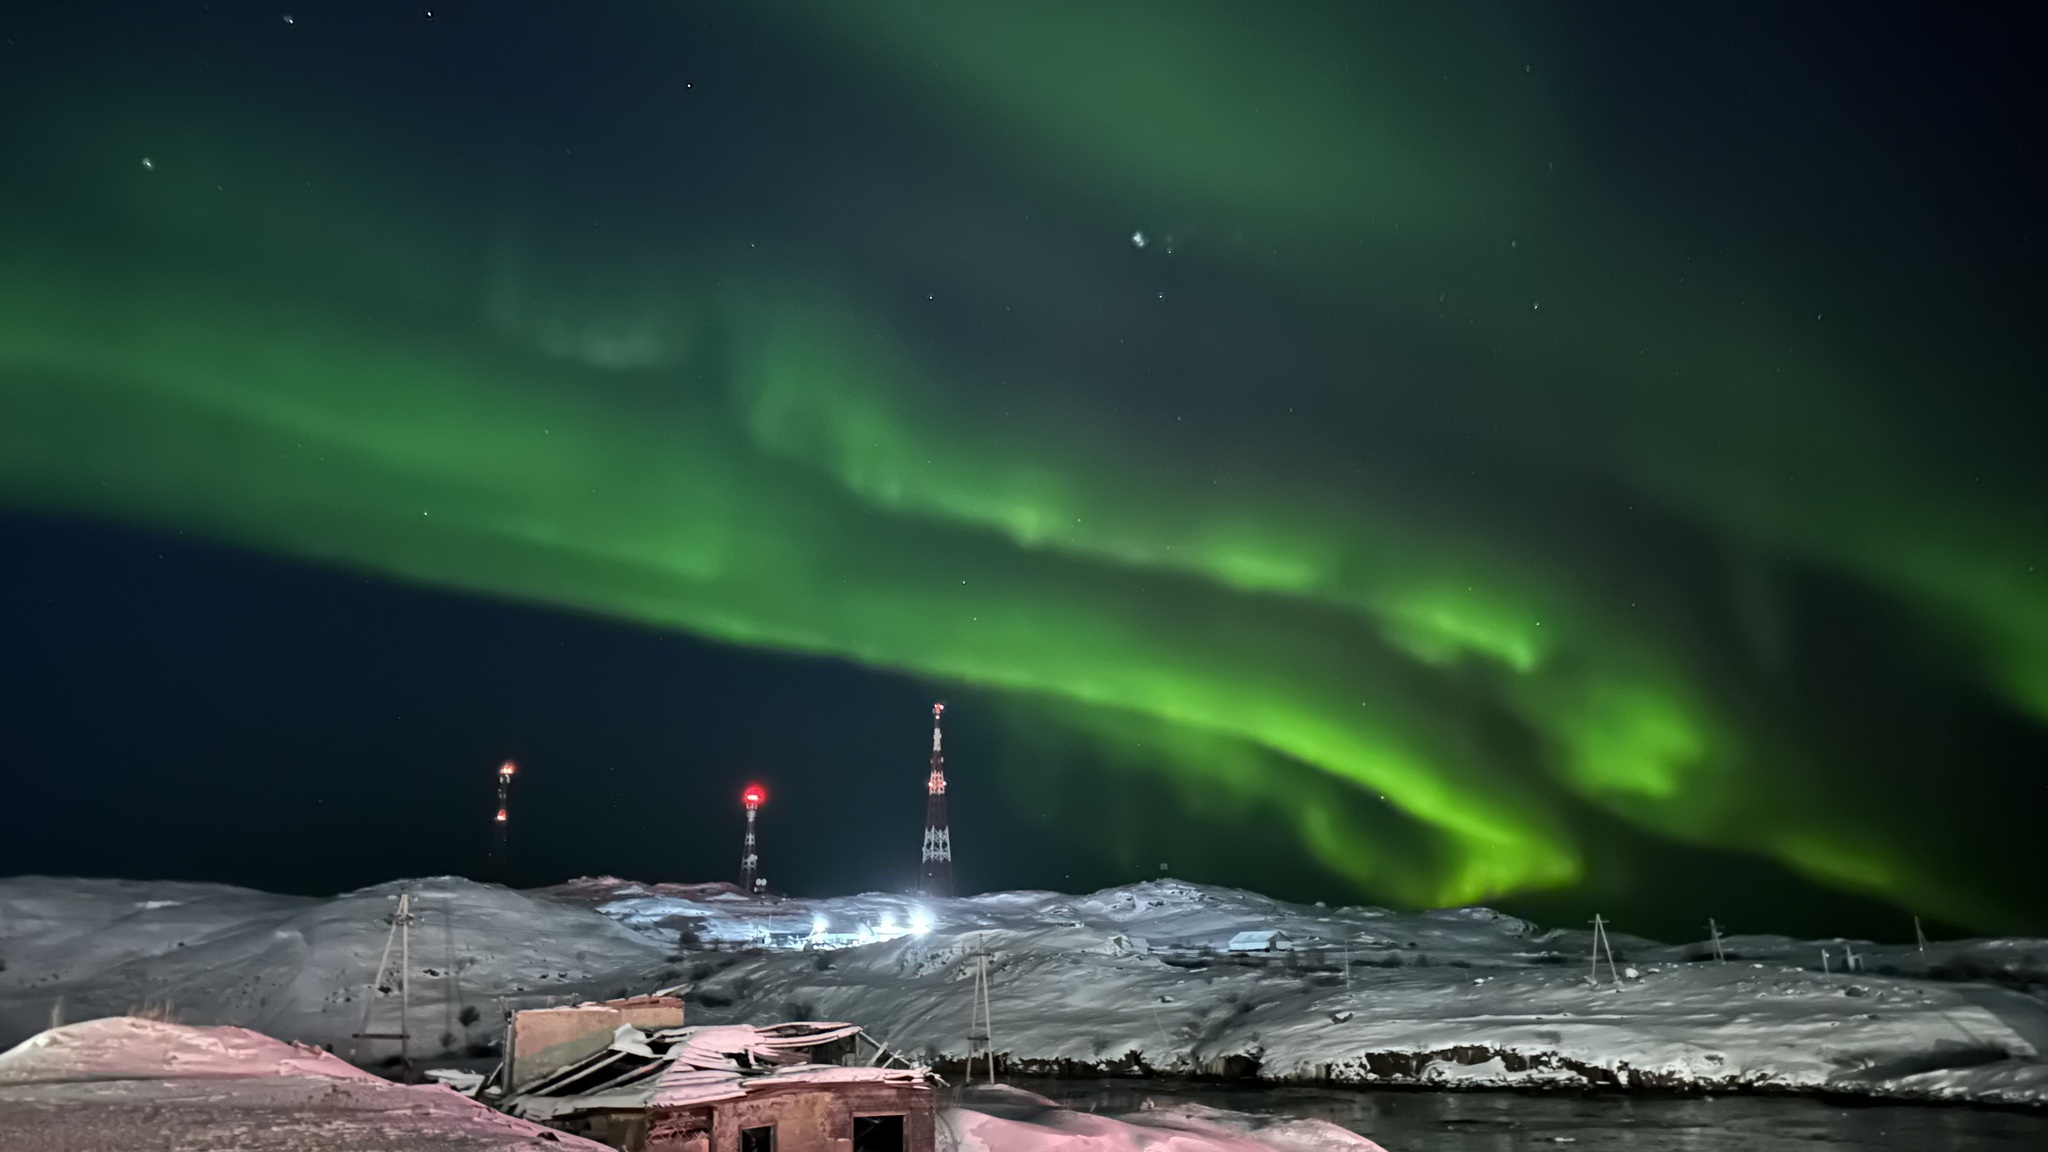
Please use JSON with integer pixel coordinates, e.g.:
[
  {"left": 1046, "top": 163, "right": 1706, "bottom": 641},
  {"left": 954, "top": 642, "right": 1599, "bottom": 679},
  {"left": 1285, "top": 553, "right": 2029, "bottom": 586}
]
[
  {"left": 739, "top": 782, "right": 767, "bottom": 897},
  {"left": 494, "top": 761, "right": 516, "bottom": 828},
  {"left": 491, "top": 758, "right": 517, "bottom": 876}
]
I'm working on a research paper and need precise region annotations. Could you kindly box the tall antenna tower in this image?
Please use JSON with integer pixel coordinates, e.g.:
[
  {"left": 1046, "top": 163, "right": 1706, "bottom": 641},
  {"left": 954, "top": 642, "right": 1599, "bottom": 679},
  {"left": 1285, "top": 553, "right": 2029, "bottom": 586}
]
[
  {"left": 740, "top": 783, "right": 767, "bottom": 897},
  {"left": 919, "top": 703, "right": 954, "bottom": 896},
  {"left": 492, "top": 760, "right": 516, "bottom": 872}
]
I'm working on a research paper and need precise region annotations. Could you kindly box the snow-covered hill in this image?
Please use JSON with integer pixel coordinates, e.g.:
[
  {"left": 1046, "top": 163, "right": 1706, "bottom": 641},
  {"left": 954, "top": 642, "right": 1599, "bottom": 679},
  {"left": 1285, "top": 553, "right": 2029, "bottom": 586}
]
[
  {"left": 0, "top": 875, "right": 676, "bottom": 1067},
  {"left": 4, "top": 875, "right": 2043, "bottom": 1107}
]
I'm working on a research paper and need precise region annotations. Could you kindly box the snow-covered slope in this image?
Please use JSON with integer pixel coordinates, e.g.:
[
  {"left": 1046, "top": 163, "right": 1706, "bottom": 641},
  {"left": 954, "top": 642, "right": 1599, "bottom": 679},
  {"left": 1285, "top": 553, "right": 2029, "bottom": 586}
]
[
  {"left": 557, "top": 878, "right": 2048, "bottom": 1107},
  {"left": 4, "top": 874, "right": 2044, "bottom": 1107}
]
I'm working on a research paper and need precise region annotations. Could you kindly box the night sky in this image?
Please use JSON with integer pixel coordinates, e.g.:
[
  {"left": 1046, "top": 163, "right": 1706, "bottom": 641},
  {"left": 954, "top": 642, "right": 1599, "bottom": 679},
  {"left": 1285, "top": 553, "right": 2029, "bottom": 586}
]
[{"left": 2, "top": 2, "right": 2044, "bottom": 942}]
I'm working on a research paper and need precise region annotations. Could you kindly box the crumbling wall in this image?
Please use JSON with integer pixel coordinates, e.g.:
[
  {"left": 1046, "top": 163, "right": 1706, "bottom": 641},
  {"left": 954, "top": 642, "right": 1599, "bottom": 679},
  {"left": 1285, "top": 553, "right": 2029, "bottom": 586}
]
[
  {"left": 646, "top": 1084, "right": 932, "bottom": 1152},
  {"left": 508, "top": 997, "right": 686, "bottom": 1090}
]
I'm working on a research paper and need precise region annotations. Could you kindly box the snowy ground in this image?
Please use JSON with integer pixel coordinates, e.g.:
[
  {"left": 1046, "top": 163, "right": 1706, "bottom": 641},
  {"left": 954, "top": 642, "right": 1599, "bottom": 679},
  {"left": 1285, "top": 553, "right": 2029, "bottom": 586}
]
[
  {"left": 0, "top": 1016, "right": 1386, "bottom": 1152},
  {"left": 3, "top": 875, "right": 2043, "bottom": 1108},
  {"left": 0, "top": 1016, "right": 610, "bottom": 1150}
]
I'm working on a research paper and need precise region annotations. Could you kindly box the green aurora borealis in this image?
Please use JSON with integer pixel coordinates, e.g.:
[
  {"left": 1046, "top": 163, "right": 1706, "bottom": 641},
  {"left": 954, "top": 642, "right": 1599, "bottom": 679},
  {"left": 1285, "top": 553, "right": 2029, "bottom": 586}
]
[{"left": 2, "top": 3, "right": 2043, "bottom": 929}]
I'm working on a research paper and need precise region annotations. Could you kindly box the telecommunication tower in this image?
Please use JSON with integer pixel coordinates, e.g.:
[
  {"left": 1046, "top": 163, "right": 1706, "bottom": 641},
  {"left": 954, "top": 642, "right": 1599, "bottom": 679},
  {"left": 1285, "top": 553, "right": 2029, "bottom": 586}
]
[
  {"left": 919, "top": 703, "right": 954, "bottom": 896},
  {"left": 740, "top": 783, "right": 767, "bottom": 897},
  {"left": 492, "top": 760, "right": 516, "bottom": 870}
]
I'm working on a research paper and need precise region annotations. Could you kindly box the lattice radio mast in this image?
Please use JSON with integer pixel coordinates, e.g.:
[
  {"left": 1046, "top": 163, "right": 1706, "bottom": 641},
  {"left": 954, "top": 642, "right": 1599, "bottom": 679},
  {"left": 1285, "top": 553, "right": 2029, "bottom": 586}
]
[
  {"left": 492, "top": 760, "right": 515, "bottom": 873},
  {"left": 740, "top": 783, "right": 767, "bottom": 897},
  {"left": 918, "top": 703, "right": 954, "bottom": 896}
]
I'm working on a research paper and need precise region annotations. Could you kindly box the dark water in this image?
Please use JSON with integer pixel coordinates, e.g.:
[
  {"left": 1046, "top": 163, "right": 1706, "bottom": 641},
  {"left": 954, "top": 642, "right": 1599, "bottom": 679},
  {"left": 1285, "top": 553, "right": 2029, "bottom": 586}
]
[{"left": 1004, "top": 1078, "right": 2048, "bottom": 1152}]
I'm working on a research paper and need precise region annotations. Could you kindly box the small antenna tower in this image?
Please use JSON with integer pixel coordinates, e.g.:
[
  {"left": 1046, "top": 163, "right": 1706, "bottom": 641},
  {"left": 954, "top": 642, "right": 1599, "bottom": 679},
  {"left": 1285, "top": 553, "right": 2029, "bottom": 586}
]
[
  {"left": 350, "top": 891, "right": 416, "bottom": 1077},
  {"left": 967, "top": 934, "right": 996, "bottom": 1084},
  {"left": 740, "top": 783, "right": 768, "bottom": 897},
  {"left": 1707, "top": 918, "right": 1726, "bottom": 962},
  {"left": 492, "top": 760, "right": 516, "bottom": 873},
  {"left": 1588, "top": 914, "right": 1621, "bottom": 986}
]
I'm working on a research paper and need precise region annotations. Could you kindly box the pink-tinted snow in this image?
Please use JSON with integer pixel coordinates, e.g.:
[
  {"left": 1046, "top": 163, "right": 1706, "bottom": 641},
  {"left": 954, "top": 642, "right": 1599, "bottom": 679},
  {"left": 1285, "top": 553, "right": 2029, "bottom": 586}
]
[
  {"left": 0, "top": 1017, "right": 611, "bottom": 1151},
  {"left": 950, "top": 1089, "right": 1390, "bottom": 1152},
  {"left": 0, "top": 1015, "right": 382, "bottom": 1084}
]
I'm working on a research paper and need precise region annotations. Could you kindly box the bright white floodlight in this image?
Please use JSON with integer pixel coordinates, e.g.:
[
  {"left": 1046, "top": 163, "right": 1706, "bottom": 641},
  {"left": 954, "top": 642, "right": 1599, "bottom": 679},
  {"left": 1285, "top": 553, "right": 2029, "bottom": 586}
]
[{"left": 910, "top": 908, "right": 933, "bottom": 936}]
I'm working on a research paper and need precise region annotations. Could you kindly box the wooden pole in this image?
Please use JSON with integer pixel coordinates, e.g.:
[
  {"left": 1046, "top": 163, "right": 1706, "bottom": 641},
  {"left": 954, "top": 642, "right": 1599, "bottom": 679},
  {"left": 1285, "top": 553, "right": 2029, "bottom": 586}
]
[
  {"left": 350, "top": 892, "right": 415, "bottom": 1074},
  {"left": 1589, "top": 915, "right": 1619, "bottom": 985},
  {"left": 966, "top": 934, "right": 997, "bottom": 1085},
  {"left": 399, "top": 893, "right": 412, "bottom": 1078},
  {"left": 351, "top": 899, "right": 403, "bottom": 1065}
]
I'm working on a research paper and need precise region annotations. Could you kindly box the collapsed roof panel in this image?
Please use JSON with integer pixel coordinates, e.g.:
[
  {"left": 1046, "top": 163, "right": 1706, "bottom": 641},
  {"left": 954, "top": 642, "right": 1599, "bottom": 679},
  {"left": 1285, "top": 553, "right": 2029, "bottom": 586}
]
[{"left": 502, "top": 1019, "right": 925, "bottom": 1123}]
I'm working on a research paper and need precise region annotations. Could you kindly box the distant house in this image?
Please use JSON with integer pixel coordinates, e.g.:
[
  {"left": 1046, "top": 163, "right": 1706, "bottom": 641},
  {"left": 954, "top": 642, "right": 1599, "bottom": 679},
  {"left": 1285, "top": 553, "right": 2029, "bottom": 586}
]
[
  {"left": 1225, "top": 929, "right": 1292, "bottom": 953},
  {"left": 492, "top": 1002, "right": 933, "bottom": 1152}
]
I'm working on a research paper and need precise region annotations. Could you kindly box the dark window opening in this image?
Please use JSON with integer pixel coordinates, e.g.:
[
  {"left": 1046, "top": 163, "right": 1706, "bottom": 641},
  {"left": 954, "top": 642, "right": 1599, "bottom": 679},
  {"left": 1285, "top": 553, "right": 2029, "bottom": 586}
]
[
  {"left": 741, "top": 1125, "right": 776, "bottom": 1152},
  {"left": 853, "top": 1114, "right": 905, "bottom": 1152}
]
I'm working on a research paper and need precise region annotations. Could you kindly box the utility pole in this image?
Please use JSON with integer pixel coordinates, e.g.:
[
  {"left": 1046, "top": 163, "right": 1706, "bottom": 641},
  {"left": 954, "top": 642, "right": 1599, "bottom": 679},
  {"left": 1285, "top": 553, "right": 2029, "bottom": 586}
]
[
  {"left": 967, "top": 935, "right": 995, "bottom": 1085},
  {"left": 1914, "top": 915, "right": 1928, "bottom": 954},
  {"left": 351, "top": 891, "right": 416, "bottom": 1078},
  {"left": 1589, "top": 915, "right": 1620, "bottom": 986},
  {"left": 1707, "top": 918, "right": 1726, "bottom": 963}
]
